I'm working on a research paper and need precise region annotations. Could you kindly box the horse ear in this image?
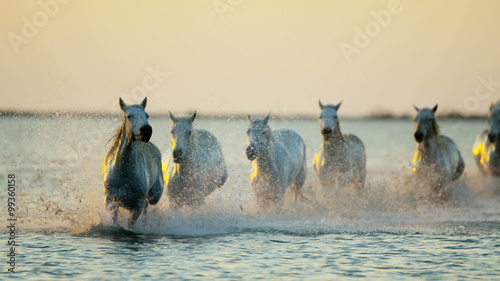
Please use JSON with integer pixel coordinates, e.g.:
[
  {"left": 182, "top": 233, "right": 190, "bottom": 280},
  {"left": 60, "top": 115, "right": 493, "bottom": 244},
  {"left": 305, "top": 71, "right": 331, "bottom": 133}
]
[
  {"left": 263, "top": 113, "right": 271, "bottom": 124},
  {"left": 432, "top": 104, "right": 438, "bottom": 113},
  {"left": 119, "top": 98, "right": 126, "bottom": 111},
  {"left": 169, "top": 111, "right": 177, "bottom": 123},
  {"left": 247, "top": 114, "right": 252, "bottom": 123},
  {"left": 190, "top": 111, "right": 197, "bottom": 123},
  {"left": 140, "top": 97, "right": 147, "bottom": 109},
  {"left": 413, "top": 105, "right": 419, "bottom": 112},
  {"left": 319, "top": 100, "right": 324, "bottom": 110},
  {"left": 334, "top": 101, "right": 342, "bottom": 111}
]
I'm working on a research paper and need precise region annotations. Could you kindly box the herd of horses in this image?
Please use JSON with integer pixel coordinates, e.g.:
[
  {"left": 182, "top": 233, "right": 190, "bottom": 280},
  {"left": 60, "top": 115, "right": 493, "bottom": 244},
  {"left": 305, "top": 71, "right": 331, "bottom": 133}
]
[{"left": 102, "top": 97, "right": 500, "bottom": 228}]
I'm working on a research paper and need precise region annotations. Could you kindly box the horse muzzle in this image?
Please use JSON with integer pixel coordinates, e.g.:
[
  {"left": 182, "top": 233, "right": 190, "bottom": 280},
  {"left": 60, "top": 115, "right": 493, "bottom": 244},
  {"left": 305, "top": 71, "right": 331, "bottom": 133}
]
[
  {"left": 322, "top": 128, "right": 334, "bottom": 141},
  {"left": 488, "top": 132, "right": 497, "bottom": 143},
  {"left": 414, "top": 131, "right": 423, "bottom": 143},
  {"left": 322, "top": 128, "right": 333, "bottom": 135},
  {"left": 173, "top": 148, "right": 183, "bottom": 163},
  {"left": 246, "top": 146, "right": 257, "bottom": 161},
  {"left": 139, "top": 125, "right": 152, "bottom": 142}
]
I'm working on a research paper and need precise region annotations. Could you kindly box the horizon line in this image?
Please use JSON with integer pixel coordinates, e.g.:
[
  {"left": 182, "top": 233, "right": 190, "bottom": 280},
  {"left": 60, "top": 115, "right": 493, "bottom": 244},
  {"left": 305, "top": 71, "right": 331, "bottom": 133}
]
[{"left": 0, "top": 109, "right": 486, "bottom": 120}]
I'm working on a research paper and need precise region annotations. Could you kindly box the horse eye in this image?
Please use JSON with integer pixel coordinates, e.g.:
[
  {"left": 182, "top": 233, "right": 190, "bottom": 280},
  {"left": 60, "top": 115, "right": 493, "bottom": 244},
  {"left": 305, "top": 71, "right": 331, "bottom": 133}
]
[
  {"left": 146, "top": 114, "right": 149, "bottom": 119},
  {"left": 188, "top": 131, "right": 192, "bottom": 135},
  {"left": 261, "top": 131, "right": 266, "bottom": 135},
  {"left": 127, "top": 115, "right": 132, "bottom": 120}
]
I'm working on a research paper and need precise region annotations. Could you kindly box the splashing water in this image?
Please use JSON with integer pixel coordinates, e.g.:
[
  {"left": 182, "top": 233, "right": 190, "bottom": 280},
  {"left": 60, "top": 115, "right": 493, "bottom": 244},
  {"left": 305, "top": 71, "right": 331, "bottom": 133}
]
[{"left": 1, "top": 115, "right": 499, "bottom": 279}]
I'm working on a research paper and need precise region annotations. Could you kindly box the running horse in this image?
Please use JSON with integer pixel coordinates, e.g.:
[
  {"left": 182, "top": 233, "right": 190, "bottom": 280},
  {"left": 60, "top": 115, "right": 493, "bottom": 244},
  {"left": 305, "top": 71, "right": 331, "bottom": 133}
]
[
  {"left": 412, "top": 105, "right": 465, "bottom": 199},
  {"left": 163, "top": 112, "right": 228, "bottom": 208},
  {"left": 246, "top": 114, "right": 307, "bottom": 211},
  {"left": 102, "top": 97, "right": 164, "bottom": 228},
  {"left": 473, "top": 101, "right": 500, "bottom": 176},
  {"left": 313, "top": 101, "right": 366, "bottom": 190}
]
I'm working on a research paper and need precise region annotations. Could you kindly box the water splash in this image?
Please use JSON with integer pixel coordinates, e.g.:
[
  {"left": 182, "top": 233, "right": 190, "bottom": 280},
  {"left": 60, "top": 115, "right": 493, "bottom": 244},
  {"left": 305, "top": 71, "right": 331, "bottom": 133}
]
[{"left": 2, "top": 116, "right": 499, "bottom": 236}]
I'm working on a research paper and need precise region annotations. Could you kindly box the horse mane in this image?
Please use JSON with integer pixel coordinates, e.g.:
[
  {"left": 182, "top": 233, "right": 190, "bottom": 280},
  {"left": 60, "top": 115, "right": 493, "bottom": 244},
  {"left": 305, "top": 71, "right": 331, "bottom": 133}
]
[
  {"left": 261, "top": 122, "right": 275, "bottom": 143},
  {"left": 431, "top": 117, "right": 440, "bottom": 136},
  {"left": 104, "top": 115, "right": 127, "bottom": 164},
  {"left": 105, "top": 104, "right": 147, "bottom": 163},
  {"left": 266, "top": 126, "right": 275, "bottom": 143}
]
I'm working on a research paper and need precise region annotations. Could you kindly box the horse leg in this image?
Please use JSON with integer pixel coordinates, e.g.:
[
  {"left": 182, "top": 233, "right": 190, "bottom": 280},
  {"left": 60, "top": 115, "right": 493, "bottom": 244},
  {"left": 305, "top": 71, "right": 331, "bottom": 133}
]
[
  {"left": 333, "top": 176, "right": 341, "bottom": 196},
  {"left": 106, "top": 196, "right": 119, "bottom": 224},
  {"left": 168, "top": 193, "right": 182, "bottom": 210},
  {"left": 147, "top": 176, "right": 163, "bottom": 206},
  {"left": 111, "top": 205, "right": 118, "bottom": 224},
  {"left": 143, "top": 200, "right": 149, "bottom": 215},
  {"left": 218, "top": 167, "right": 228, "bottom": 188},
  {"left": 452, "top": 155, "right": 465, "bottom": 181},
  {"left": 431, "top": 178, "right": 448, "bottom": 202},
  {"left": 128, "top": 202, "right": 145, "bottom": 229},
  {"left": 291, "top": 165, "right": 308, "bottom": 202},
  {"left": 353, "top": 166, "right": 366, "bottom": 190},
  {"left": 269, "top": 194, "right": 283, "bottom": 214}
]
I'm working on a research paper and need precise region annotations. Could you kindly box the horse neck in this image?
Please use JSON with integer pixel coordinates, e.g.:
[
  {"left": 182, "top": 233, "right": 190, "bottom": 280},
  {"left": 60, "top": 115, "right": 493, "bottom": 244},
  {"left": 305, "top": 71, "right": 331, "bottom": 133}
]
[
  {"left": 255, "top": 140, "right": 276, "bottom": 172},
  {"left": 113, "top": 127, "right": 136, "bottom": 168},
  {"left": 175, "top": 135, "right": 198, "bottom": 172},
  {"left": 418, "top": 134, "right": 440, "bottom": 161}
]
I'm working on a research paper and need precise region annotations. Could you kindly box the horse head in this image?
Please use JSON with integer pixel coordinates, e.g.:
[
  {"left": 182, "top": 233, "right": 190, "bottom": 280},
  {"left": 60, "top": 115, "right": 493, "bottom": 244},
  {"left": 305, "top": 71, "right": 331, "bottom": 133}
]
[
  {"left": 246, "top": 113, "right": 272, "bottom": 161},
  {"left": 318, "top": 100, "right": 342, "bottom": 141},
  {"left": 413, "top": 104, "right": 438, "bottom": 143},
  {"left": 120, "top": 97, "right": 152, "bottom": 142},
  {"left": 169, "top": 111, "right": 196, "bottom": 163},
  {"left": 488, "top": 102, "right": 500, "bottom": 143}
]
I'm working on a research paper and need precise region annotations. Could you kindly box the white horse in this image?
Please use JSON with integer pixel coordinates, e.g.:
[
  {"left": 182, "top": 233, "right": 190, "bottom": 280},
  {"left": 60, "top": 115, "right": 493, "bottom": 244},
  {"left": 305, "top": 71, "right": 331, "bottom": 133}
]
[
  {"left": 313, "top": 101, "right": 366, "bottom": 190},
  {"left": 473, "top": 101, "right": 500, "bottom": 176},
  {"left": 246, "top": 114, "right": 307, "bottom": 210},
  {"left": 412, "top": 105, "right": 464, "bottom": 199},
  {"left": 102, "top": 97, "right": 164, "bottom": 228},
  {"left": 163, "top": 112, "right": 228, "bottom": 208}
]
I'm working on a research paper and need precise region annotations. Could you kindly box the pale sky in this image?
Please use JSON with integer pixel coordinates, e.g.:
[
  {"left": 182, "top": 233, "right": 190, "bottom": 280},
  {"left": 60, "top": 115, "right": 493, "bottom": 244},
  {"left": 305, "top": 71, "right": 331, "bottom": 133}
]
[{"left": 1, "top": 0, "right": 500, "bottom": 117}]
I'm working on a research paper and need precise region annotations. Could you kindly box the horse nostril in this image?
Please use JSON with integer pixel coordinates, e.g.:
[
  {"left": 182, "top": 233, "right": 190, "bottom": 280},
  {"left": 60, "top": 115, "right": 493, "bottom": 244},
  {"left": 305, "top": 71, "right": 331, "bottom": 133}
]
[
  {"left": 139, "top": 125, "right": 152, "bottom": 142},
  {"left": 414, "top": 132, "right": 423, "bottom": 142},
  {"left": 322, "top": 128, "right": 332, "bottom": 135},
  {"left": 488, "top": 133, "right": 497, "bottom": 143},
  {"left": 173, "top": 149, "right": 182, "bottom": 162},
  {"left": 246, "top": 146, "right": 256, "bottom": 160}
]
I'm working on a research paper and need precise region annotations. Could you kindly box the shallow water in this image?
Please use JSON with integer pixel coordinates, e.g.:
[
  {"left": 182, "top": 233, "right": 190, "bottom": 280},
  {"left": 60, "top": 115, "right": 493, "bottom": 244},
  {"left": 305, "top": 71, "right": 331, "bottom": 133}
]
[{"left": 1, "top": 115, "right": 499, "bottom": 279}]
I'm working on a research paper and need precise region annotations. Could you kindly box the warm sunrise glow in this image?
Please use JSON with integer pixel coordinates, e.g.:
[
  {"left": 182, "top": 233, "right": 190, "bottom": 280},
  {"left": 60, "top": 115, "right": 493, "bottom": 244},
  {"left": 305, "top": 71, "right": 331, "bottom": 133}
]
[{"left": 2, "top": 1, "right": 500, "bottom": 116}]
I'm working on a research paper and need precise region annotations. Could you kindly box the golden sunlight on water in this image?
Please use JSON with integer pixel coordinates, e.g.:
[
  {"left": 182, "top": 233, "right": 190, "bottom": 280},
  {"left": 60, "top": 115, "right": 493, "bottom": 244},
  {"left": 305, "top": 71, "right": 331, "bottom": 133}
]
[
  {"left": 2, "top": 1, "right": 500, "bottom": 278},
  {"left": 1, "top": 115, "right": 500, "bottom": 279}
]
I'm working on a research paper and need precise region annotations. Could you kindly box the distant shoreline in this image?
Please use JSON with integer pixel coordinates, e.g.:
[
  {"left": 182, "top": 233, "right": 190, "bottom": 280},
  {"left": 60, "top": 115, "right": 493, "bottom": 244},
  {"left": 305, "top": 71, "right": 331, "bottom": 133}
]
[{"left": 0, "top": 110, "right": 486, "bottom": 120}]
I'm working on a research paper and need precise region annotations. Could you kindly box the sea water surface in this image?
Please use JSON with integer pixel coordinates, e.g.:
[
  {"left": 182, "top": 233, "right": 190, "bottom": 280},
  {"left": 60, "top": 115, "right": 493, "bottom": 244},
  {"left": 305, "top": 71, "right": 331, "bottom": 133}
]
[{"left": 1, "top": 115, "right": 499, "bottom": 280}]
